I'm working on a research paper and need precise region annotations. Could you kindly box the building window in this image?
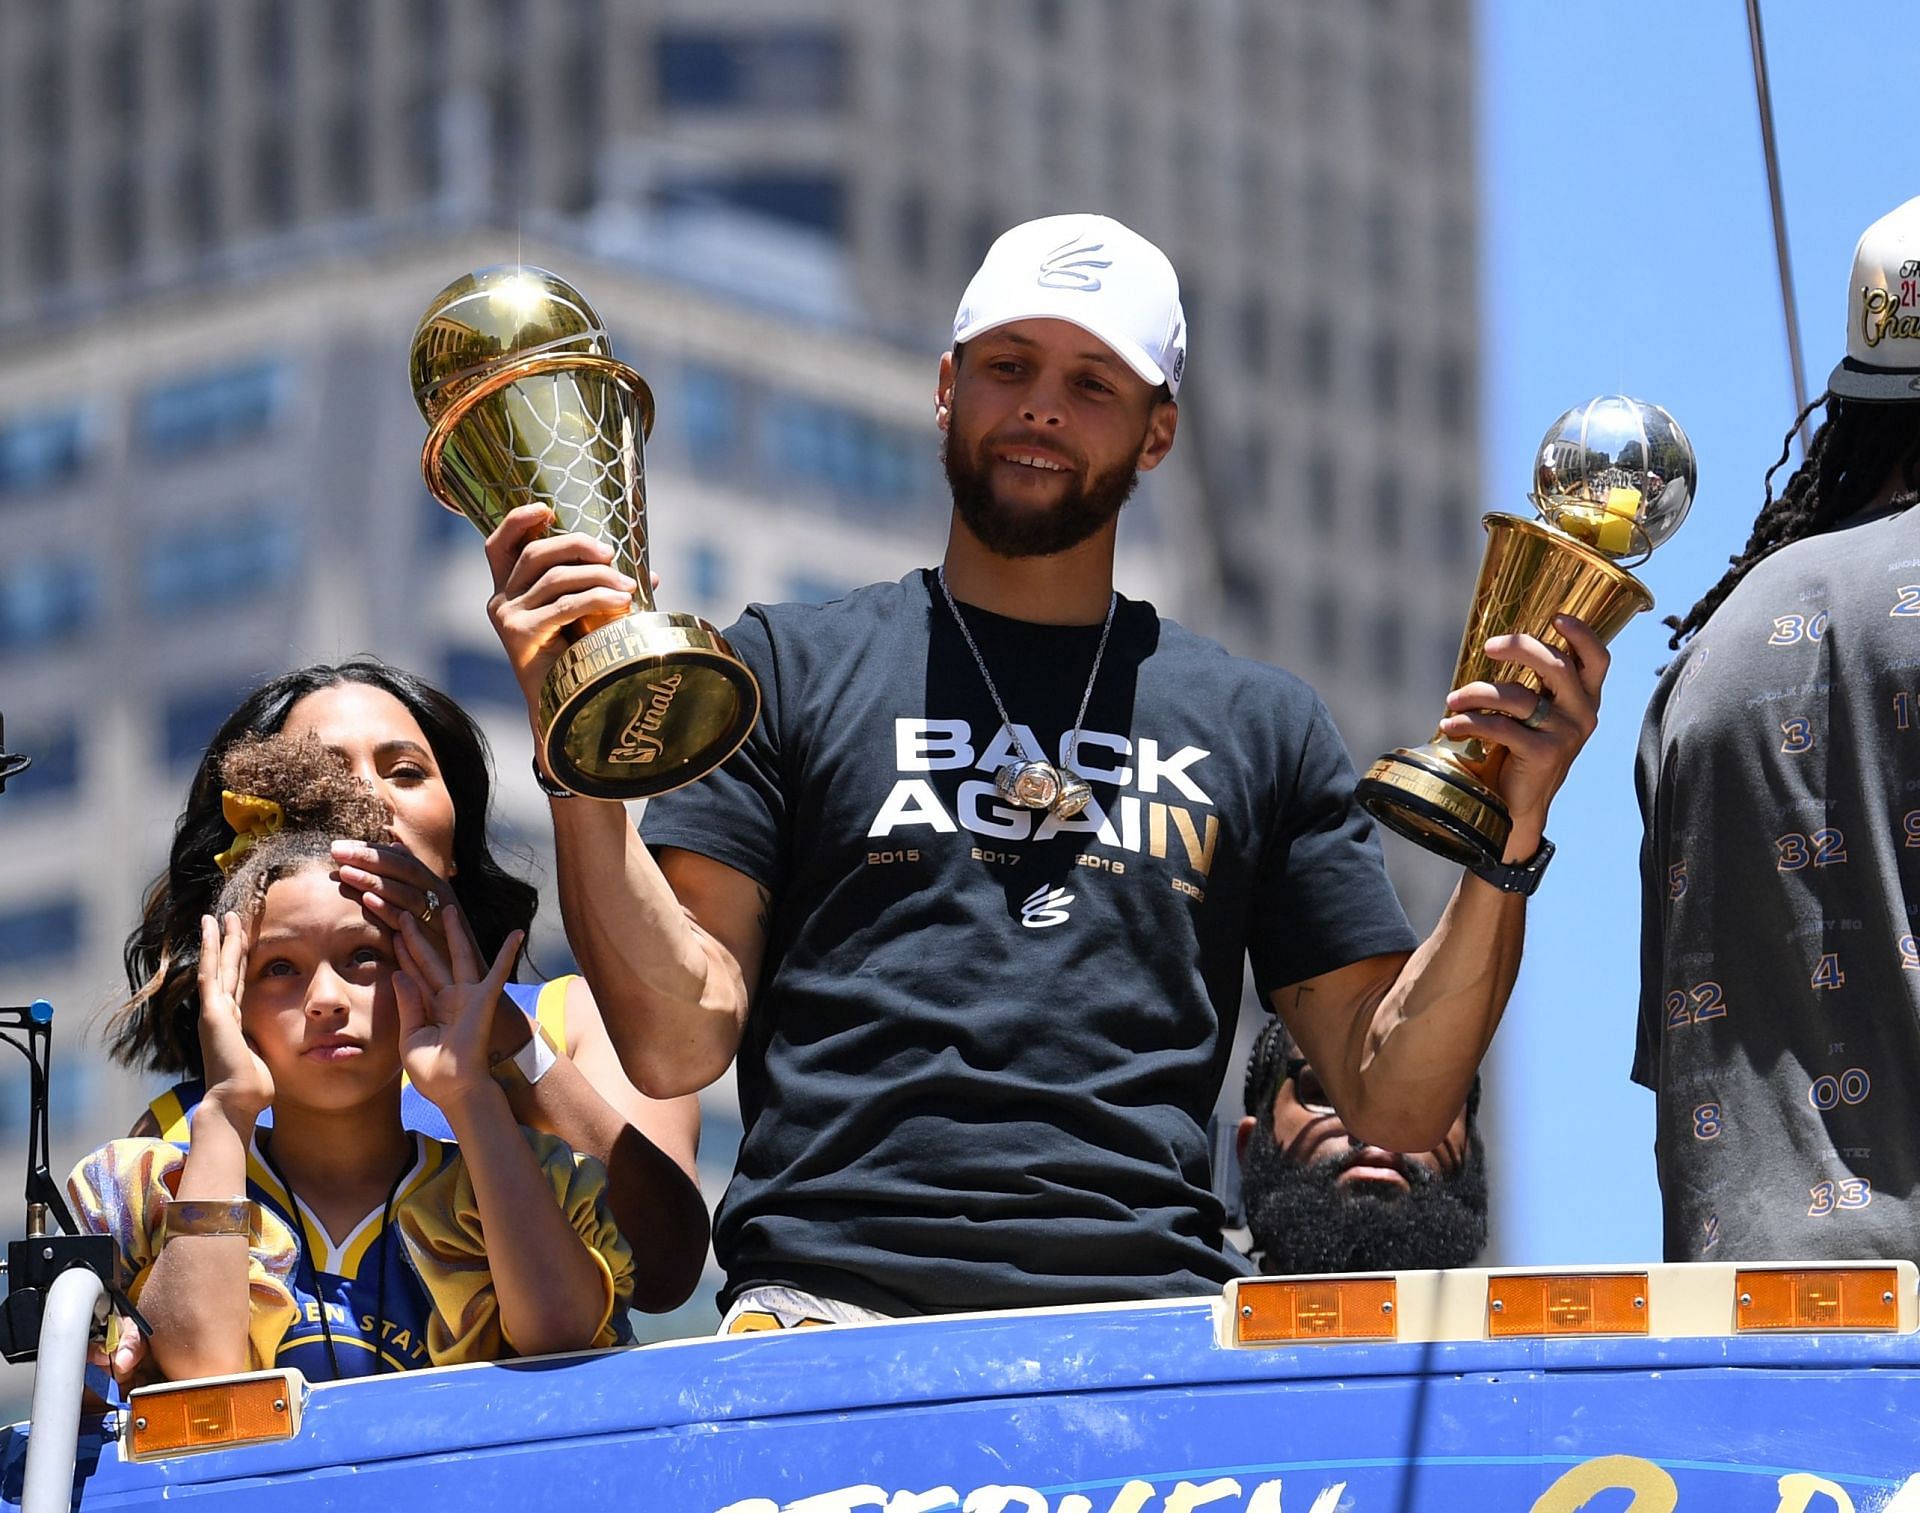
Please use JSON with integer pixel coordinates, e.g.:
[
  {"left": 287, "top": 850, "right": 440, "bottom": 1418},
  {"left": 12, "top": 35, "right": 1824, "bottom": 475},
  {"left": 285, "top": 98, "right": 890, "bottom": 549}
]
[
  {"left": 681, "top": 363, "right": 749, "bottom": 472},
  {"left": 488, "top": 78, "right": 525, "bottom": 205},
  {"left": 1434, "top": 351, "right": 1472, "bottom": 431},
  {"left": 1298, "top": 316, "right": 1332, "bottom": 393},
  {"left": 1308, "top": 587, "right": 1340, "bottom": 669},
  {"left": 257, "top": 0, "right": 294, "bottom": 90},
  {"left": 1305, "top": 449, "right": 1337, "bottom": 535},
  {"left": 140, "top": 509, "right": 299, "bottom": 618},
  {"left": 253, "top": 127, "right": 294, "bottom": 229},
  {"left": 896, "top": 186, "right": 930, "bottom": 273},
  {"left": 686, "top": 542, "right": 728, "bottom": 607},
  {"left": 1436, "top": 485, "right": 1477, "bottom": 565},
  {"left": 1239, "top": 294, "right": 1270, "bottom": 376},
  {"left": 100, "top": 160, "right": 140, "bottom": 273},
  {"left": 329, "top": 110, "right": 369, "bottom": 212},
  {"left": 0, "top": 898, "right": 82, "bottom": 971},
  {"left": 1243, "top": 435, "right": 1270, "bottom": 501},
  {"left": 1369, "top": 338, "right": 1400, "bottom": 417},
  {"left": 28, "top": 180, "right": 69, "bottom": 290},
  {"left": 1371, "top": 607, "right": 1406, "bottom": 684},
  {"left": 1375, "top": 469, "right": 1403, "bottom": 552},
  {"left": 656, "top": 27, "right": 848, "bottom": 112},
  {"left": 0, "top": 558, "right": 96, "bottom": 654},
  {"left": 0, "top": 410, "right": 90, "bottom": 498},
  {"left": 658, "top": 171, "right": 845, "bottom": 237},
  {"left": 443, "top": 648, "right": 523, "bottom": 711},
  {"left": 761, "top": 395, "right": 930, "bottom": 518},
  {"left": 50, "top": 1052, "right": 92, "bottom": 1138},
  {"left": 0, "top": 716, "right": 78, "bottom": 803},
  {"left": 332, "top": 0, "right": 369, "bottom": 64},
  {"left": 178, "top": 151, "right": 216, "bottom": 251},
  {"left": 101, "top": 25, "right": 140, "bottom": 128},
  {"left": 163, "top": 683, "right": 253, "bottom": 769},
  {"left": 138, "top": 360, "right": 290, "bottom": 458}
]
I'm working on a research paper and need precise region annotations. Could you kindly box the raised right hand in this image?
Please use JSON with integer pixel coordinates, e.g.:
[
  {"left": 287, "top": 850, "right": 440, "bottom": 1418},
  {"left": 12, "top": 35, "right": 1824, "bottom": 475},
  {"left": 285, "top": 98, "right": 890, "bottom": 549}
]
[
  {"left": 483, "top": 504, "right": 636, "bottom": 714},
  {"left": 196, "top": 912, "right": 273, "bottom": 1123}
]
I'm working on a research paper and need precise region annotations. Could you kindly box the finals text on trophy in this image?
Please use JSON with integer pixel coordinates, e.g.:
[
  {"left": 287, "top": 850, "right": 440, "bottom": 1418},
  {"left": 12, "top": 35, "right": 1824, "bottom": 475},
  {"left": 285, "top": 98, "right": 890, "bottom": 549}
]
[
  {"left": 1355, "top": 394, "right": 1696, "bottom": 868},
  {"left": 411, "top": 266, "right": 760, "bottom": 800}
]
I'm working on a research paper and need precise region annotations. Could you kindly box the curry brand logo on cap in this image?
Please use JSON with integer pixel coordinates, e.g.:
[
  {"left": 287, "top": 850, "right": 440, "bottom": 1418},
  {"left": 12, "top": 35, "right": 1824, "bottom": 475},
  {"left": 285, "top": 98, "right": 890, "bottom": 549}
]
[
  {"left": 952, "top": 213, "right": 1188, "bottom": 395},
  {"left": 1037, "top": 233, "right": 1113, "bottom": 292},
  {"left": 1830, "top": 195, "right": 1920, "bottom": 402}
]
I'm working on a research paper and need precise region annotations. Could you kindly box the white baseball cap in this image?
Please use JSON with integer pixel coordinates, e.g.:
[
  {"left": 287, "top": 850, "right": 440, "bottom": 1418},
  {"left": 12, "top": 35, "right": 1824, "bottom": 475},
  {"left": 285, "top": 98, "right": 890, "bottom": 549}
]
[
  {"left": 1830, "top": 195, "right": 1920, "bottom": 402},
  {"left": 951, "top": 214, "right": 1188, "bottom": 395}
]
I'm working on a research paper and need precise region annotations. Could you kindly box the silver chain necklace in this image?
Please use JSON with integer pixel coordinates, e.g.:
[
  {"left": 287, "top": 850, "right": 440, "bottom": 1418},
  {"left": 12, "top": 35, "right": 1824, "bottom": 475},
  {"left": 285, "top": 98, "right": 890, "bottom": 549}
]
[{"left": 936, "top": 565, "right": 1116, "bottom": 820}]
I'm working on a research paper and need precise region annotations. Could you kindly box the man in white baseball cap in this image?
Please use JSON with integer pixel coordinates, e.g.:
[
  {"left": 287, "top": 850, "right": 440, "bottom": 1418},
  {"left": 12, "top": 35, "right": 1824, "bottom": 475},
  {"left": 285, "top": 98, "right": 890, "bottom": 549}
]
[
  {"left": 484, "top": 212, "right": 1605, "bottom": 1330},
  {"left": 1638, "top": 195, "right": 1920, "bottom": 1265}
]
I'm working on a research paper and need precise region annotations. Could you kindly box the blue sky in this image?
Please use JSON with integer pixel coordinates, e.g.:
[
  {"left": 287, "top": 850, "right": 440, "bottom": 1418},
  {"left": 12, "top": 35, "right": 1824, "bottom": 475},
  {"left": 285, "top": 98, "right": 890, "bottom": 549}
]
[{"left": 1482, "top": 0, "right": 1920, "bottom": 1260}]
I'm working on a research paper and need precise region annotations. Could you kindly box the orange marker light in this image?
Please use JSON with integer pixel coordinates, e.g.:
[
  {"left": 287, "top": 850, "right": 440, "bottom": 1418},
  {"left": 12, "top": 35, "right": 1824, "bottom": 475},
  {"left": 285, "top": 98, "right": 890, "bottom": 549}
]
[
  {"left": 125, "top": 1370, "right": 303, "bottom": 1461},
  {"left": 1486, "top": 1273, "right": 1649, "bottom": 1338},
  {"left": 1235, "top": 1277, "right": 1398, "bottom": 1344},
  {"left": 1734, "top": 1268, "right": 1901, "bottom": 1333}
]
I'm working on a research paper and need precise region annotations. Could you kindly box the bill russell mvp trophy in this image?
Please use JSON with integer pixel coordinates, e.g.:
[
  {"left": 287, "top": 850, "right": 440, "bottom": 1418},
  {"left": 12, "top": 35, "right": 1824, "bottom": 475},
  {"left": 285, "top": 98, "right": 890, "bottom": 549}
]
[
  {"left": 1355, "top": 394, "right": 1695, "bottom": 867},
  {"left": 411, "top": 266, "right": 759, "bottom": 799}
]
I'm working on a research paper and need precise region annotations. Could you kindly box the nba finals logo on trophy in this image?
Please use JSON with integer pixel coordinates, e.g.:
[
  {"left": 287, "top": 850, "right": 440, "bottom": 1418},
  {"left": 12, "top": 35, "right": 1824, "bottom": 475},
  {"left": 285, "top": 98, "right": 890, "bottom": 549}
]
[
  {"left": 411, "top": 267, "right": 760, "bottom": 799},
  {"left": 1355, "top": 394, "right": 1695, "bottom": 867}
]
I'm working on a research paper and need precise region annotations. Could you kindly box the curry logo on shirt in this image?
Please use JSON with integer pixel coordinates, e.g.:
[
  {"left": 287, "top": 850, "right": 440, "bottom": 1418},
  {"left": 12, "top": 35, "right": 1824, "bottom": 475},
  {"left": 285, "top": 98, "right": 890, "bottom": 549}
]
[{"left": 872, "top": 718, "right": 1221, "bottom": 882}]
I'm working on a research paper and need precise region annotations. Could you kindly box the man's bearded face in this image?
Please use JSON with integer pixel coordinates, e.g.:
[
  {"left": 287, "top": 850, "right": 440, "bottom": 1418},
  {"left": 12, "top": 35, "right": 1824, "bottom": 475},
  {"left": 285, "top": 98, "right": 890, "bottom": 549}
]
[
  {"left": 1240, "top": 1118, "right": 1490, "bottom": 1275},
  {"left": 941, "top": 401, "right": 1143, "bottom": 559}
]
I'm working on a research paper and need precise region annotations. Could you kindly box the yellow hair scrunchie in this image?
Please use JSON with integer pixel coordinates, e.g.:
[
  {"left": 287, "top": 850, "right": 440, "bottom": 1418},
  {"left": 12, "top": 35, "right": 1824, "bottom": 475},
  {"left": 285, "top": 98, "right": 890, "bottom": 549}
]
[{"left": 213, "top": 791, "right": 284, "bottom": 878}]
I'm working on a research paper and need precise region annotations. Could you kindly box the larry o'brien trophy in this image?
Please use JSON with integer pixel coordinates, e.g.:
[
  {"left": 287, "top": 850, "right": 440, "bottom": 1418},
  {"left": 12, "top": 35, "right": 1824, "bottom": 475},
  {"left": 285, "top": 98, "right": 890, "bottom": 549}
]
[
  {"left": 411, "top": 266, "right": 760, "bottom": 799},
  {"left": 1355, "top": 394, "right": 1695, "bottom": 867}
]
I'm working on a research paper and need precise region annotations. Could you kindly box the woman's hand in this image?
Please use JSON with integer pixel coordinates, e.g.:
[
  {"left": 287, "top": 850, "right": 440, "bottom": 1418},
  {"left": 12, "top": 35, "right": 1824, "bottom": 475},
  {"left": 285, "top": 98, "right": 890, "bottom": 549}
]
[
  {"left": 331, "top": 839, "right": 474, "bottom": 958},
  {"left": 393, "top": 903, "right": 523, "bottom": 1115},
  {"left": 196, "top": 912, "right": 272, "bottom": 1124},
  {"left": 332, "top": 841, "right": 531, "bottom": 1062}
]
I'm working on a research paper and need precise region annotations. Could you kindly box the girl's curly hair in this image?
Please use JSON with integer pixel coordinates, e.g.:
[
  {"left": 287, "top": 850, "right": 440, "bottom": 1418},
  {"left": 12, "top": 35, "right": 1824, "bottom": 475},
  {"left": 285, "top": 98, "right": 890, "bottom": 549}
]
[
  {"left": 110, "top": 659, "right": 538, "bottom": 1076},
  {"left": 210, "top": 732, "right": 392, "bottom": 922}
]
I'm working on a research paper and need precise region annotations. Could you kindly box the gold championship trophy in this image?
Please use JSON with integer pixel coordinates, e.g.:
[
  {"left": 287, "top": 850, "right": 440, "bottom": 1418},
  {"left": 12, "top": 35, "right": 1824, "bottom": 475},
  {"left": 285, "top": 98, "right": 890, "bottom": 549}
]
[
  {"left": 1355, "top": 394, "right": 1695, "bottom": 868},
  {"left": 411, "top": 267, "right": 760, "bottom": 799}
]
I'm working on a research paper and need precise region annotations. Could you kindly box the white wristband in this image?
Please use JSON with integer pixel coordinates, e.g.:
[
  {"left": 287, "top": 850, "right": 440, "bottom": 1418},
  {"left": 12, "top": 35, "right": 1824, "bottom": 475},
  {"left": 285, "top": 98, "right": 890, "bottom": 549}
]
[{"left": 508, "top": 1024, "right": 559, "bottom": 1086}]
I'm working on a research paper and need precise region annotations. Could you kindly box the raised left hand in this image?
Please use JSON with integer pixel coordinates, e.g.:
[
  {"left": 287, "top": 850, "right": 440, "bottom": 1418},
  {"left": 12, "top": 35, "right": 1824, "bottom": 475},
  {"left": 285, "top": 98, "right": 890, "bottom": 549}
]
[
  {"left": 1437, "top": 612, "right": 1608, "bottom": 854},
  {"left": 393, "top": 902, "right": 524, "bottom": 1112}
]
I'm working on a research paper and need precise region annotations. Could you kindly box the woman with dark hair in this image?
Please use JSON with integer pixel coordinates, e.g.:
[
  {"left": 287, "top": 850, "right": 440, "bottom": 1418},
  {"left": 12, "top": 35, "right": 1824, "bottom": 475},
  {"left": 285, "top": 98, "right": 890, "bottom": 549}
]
[
  {"left": 1636, "top": 196, "right": 1920, "bottom": 1265},
  {"left": 109, "top": 657, "right": 708, "bottom": 1323},
  {"left": 76, "top": 731, "right": 634, "bottom": 1383}
]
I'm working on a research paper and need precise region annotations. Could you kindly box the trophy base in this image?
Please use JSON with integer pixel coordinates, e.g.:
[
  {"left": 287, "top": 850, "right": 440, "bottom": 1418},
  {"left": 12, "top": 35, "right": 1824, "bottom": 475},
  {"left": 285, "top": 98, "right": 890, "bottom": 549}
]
[
  {"left": 538, "top": 612, "right": 761, "bottom": 800},
  {"left": 1354, "top": 745, "right": 1512, "bottom": 871}
]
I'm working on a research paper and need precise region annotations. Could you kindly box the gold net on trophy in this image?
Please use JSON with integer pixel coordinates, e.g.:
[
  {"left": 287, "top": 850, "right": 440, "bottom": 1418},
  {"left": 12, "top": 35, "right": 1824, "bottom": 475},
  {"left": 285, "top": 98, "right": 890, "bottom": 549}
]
[
  {"left": 413, "top": 267, "right": 760, "bottom": 799},
  {"left": 1355, "top": 394, "right": 1696, "bottom": 869}
]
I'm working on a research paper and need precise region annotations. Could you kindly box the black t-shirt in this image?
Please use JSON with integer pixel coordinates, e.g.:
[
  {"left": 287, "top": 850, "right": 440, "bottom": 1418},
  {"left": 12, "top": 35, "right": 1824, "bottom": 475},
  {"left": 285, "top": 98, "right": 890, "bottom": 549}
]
[{"left": 642, "top": 570, "right": 1417, "bottom": 1314}]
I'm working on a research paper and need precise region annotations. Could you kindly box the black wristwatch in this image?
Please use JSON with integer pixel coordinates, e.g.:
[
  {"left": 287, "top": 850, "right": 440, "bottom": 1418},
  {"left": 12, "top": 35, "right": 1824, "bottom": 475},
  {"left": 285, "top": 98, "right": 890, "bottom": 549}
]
[
  {"left": 531, "top": 756, "right": 574, "bottom": 799},
  {"left": 1468, "top": 837, "right": 1555, "bottom": 896}
]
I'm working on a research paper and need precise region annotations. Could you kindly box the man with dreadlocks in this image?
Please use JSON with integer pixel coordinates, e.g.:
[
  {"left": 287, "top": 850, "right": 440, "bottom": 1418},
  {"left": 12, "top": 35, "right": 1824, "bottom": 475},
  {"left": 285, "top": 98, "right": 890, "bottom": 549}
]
[{"left": 1637, "top": 196, "right": 1920, "bottom": 1263}]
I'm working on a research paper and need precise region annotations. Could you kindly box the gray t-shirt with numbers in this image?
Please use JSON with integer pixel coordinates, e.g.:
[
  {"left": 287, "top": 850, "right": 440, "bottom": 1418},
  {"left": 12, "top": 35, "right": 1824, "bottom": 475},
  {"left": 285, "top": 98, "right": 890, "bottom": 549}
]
[{"left": 1635, "top": 502, "right": 1920, "bottom": 1261}]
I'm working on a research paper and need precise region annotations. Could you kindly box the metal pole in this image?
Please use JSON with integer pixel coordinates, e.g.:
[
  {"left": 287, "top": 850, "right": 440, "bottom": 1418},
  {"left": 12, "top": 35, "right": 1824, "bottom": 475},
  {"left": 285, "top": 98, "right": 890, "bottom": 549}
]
[
  {"left": 21, "top": 1265, "right": 105, "bottom": 1513},
  {"left": 1745, "top": 0, "right": 1812, "bottom": 451}
]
